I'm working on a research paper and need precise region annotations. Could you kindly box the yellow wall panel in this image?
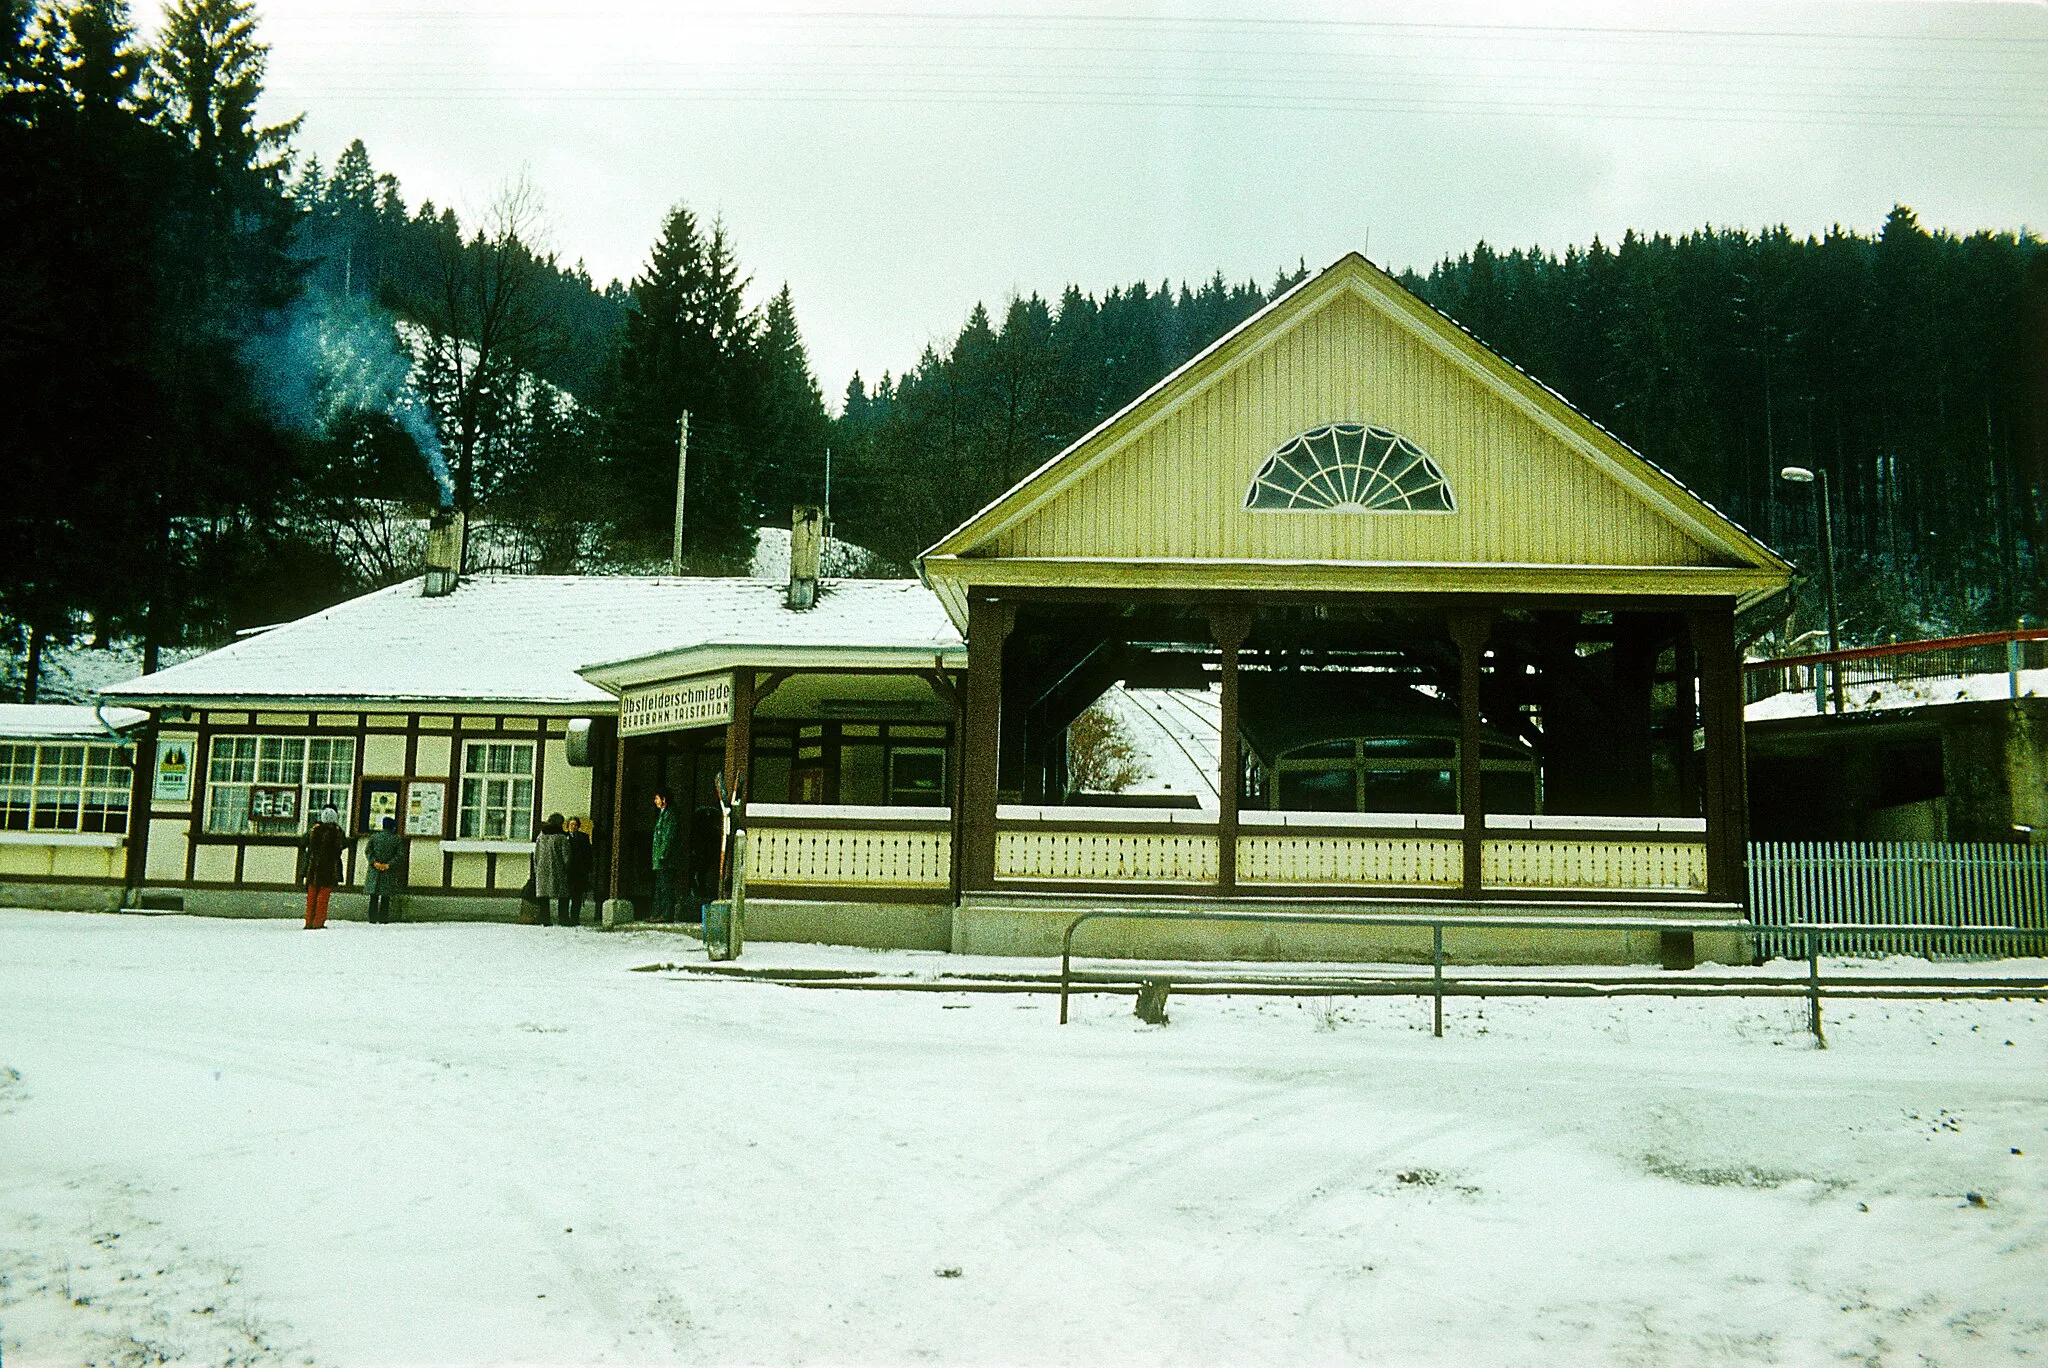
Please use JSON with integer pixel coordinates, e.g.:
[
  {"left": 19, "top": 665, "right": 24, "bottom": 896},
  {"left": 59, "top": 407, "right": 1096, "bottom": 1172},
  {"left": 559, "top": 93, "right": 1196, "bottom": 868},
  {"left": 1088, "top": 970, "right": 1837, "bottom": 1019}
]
[
  {"left": 494, "top": 852, "right": 530, "bottom": 891},
  {"left": 414, "top": 734, "right": 452, "bottom": 779},
  {"left": 1482, "top": 840, "right": 1706, "bottom": 891},
  {"left": 408, "top": 838, "right": 444, "bottom": 887},
  {"left": 48, "top": 845, "right": 119, "bottom": 879},
  {"left": 242, "top": 845, "right": 298, "bottom": 885},
  {"left": 447, "top": 851, "right": 490, "bottom": 889},
  {"left": 0, "top": 845, "right": 53, "bottom": 877},
  {"left": 362, "top": 733, "right": 407, "bottom": 776},
  {"left": 540, "top": 740, "right": 593, "bottom": 825},
  {"left": 996, "top": 293, "right": 1711, "bottom": 570},
  {"left": 1237, "top": 835, "right": 1462, "bottom": 887},
  {"left": 192, "top": 844, "right": 236, "bottom": 883},
  {"left": 146, "top": 819, "right": 189, "bottom": 881}
]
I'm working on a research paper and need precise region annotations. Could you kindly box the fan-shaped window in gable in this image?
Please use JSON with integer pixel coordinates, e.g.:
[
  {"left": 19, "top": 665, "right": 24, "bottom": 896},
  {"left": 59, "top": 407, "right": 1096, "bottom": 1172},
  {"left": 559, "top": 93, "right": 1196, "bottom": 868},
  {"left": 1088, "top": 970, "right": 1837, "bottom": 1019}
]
[{"left": 1245, "top": 423, "right": 1456, "bottom": 513}]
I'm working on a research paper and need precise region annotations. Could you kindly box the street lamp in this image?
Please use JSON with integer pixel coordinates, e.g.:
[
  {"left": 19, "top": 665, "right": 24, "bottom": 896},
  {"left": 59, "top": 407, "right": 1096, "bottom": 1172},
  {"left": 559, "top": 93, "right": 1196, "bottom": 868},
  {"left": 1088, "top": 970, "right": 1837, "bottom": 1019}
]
[{"left": 1780, "top": 465, "right": 1844, "bottom": 714}]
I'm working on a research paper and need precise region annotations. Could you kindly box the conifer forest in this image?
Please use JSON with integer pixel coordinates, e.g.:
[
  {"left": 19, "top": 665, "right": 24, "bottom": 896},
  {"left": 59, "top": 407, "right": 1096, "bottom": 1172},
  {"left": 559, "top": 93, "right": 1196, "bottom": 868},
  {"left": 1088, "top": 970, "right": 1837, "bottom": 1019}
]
[{"left": 3, "top": 0, "right": 2044, "bottom": 697}]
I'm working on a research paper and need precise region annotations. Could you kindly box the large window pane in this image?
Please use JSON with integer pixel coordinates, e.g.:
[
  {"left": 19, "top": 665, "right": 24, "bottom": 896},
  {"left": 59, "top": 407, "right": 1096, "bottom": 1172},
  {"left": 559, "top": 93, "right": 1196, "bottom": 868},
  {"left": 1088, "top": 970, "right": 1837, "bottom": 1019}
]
[
  {"left": 1279, "top": 768, "right": 1356, "bottom": 812},
  {"left": 458, "top": 742, "right": 535, "bottom": 839},
  {"left": 205, "top": 735, "right": 351, "bottom": 835}
]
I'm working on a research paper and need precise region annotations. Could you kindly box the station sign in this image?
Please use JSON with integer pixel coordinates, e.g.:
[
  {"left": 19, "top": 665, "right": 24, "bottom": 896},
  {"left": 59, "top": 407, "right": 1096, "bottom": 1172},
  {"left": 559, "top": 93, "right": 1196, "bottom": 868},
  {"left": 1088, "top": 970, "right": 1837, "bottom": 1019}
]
[{"left": 621, "top": 673, "right": 735, "bottom": 737}]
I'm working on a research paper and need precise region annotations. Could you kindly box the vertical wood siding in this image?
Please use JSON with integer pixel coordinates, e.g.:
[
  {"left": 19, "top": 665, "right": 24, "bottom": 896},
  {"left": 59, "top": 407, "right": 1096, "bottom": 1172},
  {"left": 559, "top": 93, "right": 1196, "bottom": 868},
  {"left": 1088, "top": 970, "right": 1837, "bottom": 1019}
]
[{"left": 998, "top": 293, "right": 1710, "bottom": 568}]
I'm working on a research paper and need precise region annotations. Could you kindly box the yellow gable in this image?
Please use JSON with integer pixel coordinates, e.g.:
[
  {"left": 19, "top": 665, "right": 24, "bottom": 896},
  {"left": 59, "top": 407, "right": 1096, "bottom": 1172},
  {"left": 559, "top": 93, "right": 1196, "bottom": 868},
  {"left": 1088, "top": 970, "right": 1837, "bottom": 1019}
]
[
  {"left": 999, "top": 287, "right": 1710, "bottom": 565},
  {"left": 923, "top": 254, "right": 1789, "bottom": 616}
]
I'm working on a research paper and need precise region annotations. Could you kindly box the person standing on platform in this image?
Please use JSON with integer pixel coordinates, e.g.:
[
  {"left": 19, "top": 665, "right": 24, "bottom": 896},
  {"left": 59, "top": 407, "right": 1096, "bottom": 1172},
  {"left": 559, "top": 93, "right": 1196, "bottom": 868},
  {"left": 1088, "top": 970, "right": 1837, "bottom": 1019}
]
[
  {"left": 651, "top": 790, "right": 678, "bottom": 922},
  {"left": 532, "top": 813, "right": 570, "bottom": 927},
  {"left": 299, "top": 806, "right": 346, "bottom": 930},
  {"left": 364, "top": 815, "right": 404, "bottom": 923},
  {"left": 564, "top": 816, "right": 593, "bottom": 927}
]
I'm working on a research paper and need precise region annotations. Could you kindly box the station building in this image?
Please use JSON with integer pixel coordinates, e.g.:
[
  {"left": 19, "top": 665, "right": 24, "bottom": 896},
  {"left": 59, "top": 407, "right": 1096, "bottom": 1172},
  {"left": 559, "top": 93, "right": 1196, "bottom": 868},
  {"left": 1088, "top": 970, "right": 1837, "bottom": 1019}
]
[
  {"left": 81, "top": 253, "right": 1790, "bottom": 961},
  {"left": 0, "top": 704, "right": 148, "bottom": 910}
]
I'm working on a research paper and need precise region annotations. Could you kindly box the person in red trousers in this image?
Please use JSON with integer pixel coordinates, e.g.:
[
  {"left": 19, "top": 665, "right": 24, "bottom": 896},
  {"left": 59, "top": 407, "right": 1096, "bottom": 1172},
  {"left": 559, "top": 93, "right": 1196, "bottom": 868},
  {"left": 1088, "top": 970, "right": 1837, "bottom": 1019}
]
[{"left": 299, "top": 806, "right": 347, "bottom": 930}]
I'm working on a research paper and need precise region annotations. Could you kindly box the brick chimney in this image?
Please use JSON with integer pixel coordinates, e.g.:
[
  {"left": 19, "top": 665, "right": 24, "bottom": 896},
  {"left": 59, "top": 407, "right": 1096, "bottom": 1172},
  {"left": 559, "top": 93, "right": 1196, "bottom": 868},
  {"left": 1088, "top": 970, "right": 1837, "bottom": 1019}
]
[
  {"left": 787, "top": 505, "right": 823, "bottom": 610},
  {"left": 423, "top": 510, "right": 465, "bottom": 597}
]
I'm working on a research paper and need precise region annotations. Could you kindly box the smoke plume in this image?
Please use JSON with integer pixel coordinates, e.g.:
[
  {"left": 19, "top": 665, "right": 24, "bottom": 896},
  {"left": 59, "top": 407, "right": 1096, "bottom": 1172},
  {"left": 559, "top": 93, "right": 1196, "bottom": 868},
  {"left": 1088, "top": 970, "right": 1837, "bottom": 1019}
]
[{"left": 244, "top": 290, "right": 455, "bottom": 506}]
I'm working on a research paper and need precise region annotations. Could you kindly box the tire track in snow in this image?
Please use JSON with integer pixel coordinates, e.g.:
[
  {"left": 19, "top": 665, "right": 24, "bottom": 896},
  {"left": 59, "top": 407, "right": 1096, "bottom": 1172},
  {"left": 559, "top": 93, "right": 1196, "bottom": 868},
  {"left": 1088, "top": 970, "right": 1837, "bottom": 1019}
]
[
  {"left": 30, "top": 1021, "right": 706, "bottom": 1361},
  {"left": 975, "top": 1081, "right": 1303, "bottom": 1223}
]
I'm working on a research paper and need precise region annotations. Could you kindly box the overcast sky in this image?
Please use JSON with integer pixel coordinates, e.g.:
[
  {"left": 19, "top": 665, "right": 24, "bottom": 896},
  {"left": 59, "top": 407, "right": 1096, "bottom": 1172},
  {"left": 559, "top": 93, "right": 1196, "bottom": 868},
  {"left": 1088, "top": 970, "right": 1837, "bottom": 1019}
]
[{"left": 137, "top": 0, "right": 2048, "bottom": 406}]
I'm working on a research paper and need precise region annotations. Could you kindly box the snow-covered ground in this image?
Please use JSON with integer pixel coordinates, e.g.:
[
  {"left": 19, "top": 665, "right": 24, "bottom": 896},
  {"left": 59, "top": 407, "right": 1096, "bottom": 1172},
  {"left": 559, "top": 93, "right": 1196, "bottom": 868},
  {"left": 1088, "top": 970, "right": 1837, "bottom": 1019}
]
[
  {"left": 1099, "top": 685, "right": 1223, "bottom": 804},
  {"left": 2, "top": 908, "right": 2043, "bottom": 1366},
  {"left": 1747, "top": 665, "right": 2048, "bottom": 721}
]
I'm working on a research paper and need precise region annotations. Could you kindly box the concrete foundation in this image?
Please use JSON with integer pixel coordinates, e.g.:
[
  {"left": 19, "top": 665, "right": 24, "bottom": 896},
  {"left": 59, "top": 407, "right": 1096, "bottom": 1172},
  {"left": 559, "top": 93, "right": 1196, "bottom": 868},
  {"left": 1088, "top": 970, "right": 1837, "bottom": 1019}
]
[
  {"left": 1, "top": 883, "right": 1749, "bottom": 965},
  {"left": 744, "top": 899, "right": 955, "bottom": 952},
  {"left": 951, "top": 896, "right": 1750, "bottom": 966},
  {"left": 0, "top": 880, "right": 127, "bottom": 913}
]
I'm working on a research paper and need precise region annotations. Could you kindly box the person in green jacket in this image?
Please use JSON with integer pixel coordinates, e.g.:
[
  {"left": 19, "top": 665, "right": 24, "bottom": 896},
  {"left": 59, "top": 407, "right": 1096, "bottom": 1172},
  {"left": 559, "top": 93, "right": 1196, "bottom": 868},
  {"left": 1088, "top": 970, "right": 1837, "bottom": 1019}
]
[
  {"left": 363, "top": 815, "right": 404, "bottom": 923},
  {"left": 650, "top": 790, "right": 678, "bottom": 922}
]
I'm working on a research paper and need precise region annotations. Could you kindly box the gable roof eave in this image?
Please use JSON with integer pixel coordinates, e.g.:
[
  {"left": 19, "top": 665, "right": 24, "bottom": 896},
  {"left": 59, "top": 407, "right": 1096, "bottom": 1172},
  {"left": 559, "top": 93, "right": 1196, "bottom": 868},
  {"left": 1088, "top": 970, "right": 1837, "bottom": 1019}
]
[
  {"left": 918, "top": 251, "right": 1790, "bottom": 581},
  {"left": 921, "top": 262, "right": 1341, "bottom": 562}
]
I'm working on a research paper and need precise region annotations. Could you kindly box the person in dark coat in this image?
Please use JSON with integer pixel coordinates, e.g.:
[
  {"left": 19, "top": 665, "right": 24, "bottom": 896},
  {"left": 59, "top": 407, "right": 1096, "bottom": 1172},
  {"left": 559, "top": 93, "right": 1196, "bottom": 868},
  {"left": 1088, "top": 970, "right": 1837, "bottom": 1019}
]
[
  {"left": 564, "top": 816, "right": 593, "bottom": 926},
  {"left": 532, "top": 813, "right": 571, "bottom": 927},
  {"left": 299, "top": 805, "right": 347, "bottom": 930},
  {"left": 650, "top": 790, "right": 679, "bottom": 922},
  {"left": 364, "top": 815, "right": 404, "bottom": 923}
]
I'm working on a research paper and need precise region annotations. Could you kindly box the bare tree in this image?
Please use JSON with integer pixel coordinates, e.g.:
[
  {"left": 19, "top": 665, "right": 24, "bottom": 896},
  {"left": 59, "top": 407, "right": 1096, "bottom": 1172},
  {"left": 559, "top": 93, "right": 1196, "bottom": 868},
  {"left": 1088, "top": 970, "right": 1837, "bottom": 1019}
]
[
  {"left": 403, "top": 171, "right": 563, "bottom": 532},
  {"left": 1067, "top": 701, "right": 1149, "bottom": 795}
]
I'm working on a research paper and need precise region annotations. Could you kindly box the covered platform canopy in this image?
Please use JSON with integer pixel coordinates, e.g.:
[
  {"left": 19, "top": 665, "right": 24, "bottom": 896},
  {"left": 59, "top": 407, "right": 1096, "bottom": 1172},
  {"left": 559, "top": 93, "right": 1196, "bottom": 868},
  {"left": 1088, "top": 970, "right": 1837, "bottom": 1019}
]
[{"left": 918, "top": 252, "right": 1791, "bottom": 929}]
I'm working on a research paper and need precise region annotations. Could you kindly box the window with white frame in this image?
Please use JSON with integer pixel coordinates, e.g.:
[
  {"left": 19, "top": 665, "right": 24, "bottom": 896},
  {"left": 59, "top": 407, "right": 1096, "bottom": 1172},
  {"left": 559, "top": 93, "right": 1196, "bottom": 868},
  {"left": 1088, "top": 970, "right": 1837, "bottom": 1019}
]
[
  {"left": 0, "top": 743, "right": 133, "bottom": 834},
  {"left": 204, "top": 735, "right": 356, "bottom": 835},
  {"left": 457, "top": 741, "right": 535, "bottom": 840}
]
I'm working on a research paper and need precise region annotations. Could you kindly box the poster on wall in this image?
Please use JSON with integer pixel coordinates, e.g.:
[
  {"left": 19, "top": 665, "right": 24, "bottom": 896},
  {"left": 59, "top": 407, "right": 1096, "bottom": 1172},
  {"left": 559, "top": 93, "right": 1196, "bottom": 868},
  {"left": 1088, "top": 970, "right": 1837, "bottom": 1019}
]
[
  {"left": 405, "top": 780, "right": 446, "bottom": 837},
  {"left": 360, "top": 779, "right": 402, "bottom": 834},
  {"left": 152, "top": 737, "right": 191, "bottom": 803}
]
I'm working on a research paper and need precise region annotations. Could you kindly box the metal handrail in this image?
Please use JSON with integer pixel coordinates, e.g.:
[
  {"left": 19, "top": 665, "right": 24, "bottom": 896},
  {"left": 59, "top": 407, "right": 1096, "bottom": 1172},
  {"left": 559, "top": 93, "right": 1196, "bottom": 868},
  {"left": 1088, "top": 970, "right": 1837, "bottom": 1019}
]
[
  {"left": 1746, "top": 627, "right": 2048, "bottom": 672},
  {"left": 1055, "top": 908, "right": 2048, "bottom": 1044}
]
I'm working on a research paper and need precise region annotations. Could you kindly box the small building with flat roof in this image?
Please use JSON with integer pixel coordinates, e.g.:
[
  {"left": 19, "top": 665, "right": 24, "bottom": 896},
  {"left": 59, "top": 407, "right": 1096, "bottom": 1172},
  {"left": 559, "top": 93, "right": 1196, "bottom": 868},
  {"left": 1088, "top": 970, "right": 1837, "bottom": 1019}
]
[{"left": 0, "top": 704, "right": 149, "bottom": 910}]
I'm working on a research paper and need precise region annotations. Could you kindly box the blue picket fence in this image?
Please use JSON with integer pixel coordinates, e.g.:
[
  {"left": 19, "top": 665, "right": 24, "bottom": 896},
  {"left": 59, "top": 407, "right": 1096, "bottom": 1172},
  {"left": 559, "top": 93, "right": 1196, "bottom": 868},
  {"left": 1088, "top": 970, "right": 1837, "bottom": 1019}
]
[{"left": 1748, "top": 842, "right": 2048, "bottom": 959}]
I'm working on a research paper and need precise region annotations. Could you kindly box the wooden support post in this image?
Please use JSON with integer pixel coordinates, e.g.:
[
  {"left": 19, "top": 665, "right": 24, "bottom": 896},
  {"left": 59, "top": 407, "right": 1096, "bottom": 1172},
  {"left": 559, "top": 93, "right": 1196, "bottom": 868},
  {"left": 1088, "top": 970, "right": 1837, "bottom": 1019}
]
[
  {"left": 1688, "top": 605, "right": 1748, "bottom": 906},
  {"left": 947, "top": 673, "right": 966, "bottom": 903},
  {"left": 124, "top": 720, "right": 156, "bottom": 903},
  {"left": 1613, "top": 614, "right": 1658, "bottom": 814},
  {"left": 1675, "top": 633, "right": 1702, "bottom": 818},
  {"left": 723, "top": 669, "right": 754, "bottom": 809},
  {"left": 961, "top": 598, "right": 1014, "bottom": 891},
  {"left": 1448, "top": 608, "right": 1493, "bottom": 897},
  {"left": 607, "top": 723, "right": 627, "bottom": 903},
  {"left": 1210, "top": 606, "right": 1252, "bottom": 895}
]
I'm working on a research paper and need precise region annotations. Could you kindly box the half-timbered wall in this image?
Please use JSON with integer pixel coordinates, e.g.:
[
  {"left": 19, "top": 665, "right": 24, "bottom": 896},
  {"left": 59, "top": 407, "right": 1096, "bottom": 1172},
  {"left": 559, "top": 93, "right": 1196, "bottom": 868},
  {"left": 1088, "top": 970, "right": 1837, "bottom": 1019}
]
[{"left": 135, "top": 708, "right": 594, "bottom": 902}]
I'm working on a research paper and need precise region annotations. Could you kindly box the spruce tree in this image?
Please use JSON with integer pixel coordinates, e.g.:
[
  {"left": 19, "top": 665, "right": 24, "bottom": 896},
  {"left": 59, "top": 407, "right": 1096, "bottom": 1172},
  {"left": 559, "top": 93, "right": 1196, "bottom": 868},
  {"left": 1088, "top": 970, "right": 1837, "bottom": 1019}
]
[
  {"left": 753, "top": 283, "right": 830, "bottom": 516},
  {"left": 147, "top": 0, "right": 296, "bottom": 179},
  {"left": 604, "top": 203, "right": 760, "bottom": 569}
]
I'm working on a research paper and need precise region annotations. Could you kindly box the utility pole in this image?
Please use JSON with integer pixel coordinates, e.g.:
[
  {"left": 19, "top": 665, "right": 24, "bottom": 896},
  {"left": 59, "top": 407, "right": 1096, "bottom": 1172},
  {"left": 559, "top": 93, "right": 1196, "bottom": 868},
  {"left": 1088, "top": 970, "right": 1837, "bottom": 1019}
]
[{"left": 670, "top": 411, "right": 690, "bottom": 575}]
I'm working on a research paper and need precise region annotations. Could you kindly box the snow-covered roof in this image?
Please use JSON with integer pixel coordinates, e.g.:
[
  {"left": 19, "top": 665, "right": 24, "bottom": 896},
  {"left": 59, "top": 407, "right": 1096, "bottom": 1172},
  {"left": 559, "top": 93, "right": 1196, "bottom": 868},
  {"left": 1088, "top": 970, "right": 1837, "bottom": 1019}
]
[
  {"left": 0, "top": 703, "right": 150, "bottom": 740},
  {"left": 100, "top": 575, "right": 964, "bottom": 710}
]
